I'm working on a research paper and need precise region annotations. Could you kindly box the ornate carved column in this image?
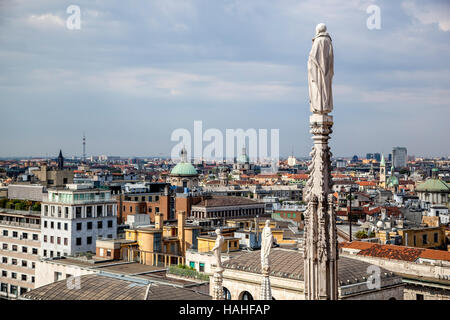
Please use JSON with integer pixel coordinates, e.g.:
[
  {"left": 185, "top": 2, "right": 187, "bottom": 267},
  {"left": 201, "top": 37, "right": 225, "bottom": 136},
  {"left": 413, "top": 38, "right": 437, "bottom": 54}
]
[
  {"left": 212, "top": 268, "right": 224, "bottom": 300},
  {"left": 260, "top": 266, "right": 272, "bottom": 300},
  {"left": 303, "top": 115, "right": 339, "bottom": 300}
]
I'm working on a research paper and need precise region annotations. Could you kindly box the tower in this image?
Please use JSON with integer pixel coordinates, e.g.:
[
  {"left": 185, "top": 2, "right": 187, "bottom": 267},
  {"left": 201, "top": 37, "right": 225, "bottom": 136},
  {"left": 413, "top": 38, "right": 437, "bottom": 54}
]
[
  {"left": 379, "top": 154, "right": 386, "bottom": 188},
  {"left": 57, "top": 150, "right": 64, "bottom": 170},
  {"left": 82, "top": 133, "right": 86, "bottom": 163}
]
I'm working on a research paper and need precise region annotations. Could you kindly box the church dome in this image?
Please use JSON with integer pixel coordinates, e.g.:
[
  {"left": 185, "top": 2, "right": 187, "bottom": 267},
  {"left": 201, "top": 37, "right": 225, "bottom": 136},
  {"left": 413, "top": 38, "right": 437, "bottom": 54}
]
[
  {"left": 170, "top": 162, "right": 198, "bottom": 176},
  {"left": 386, "top": 175, "right": 399, "bottom": 187},
  {"left": 237, "top": 147, "right": 249, "bottom": 163}
]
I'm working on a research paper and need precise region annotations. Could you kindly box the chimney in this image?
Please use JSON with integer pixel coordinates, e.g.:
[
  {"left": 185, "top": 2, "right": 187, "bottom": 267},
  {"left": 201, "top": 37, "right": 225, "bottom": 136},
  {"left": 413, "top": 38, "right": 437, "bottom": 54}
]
[
  {"left": 177, "top": 211, "right": 186, "bottom": 255},
  {"left": 155, "top": 213, "right": 163, "bottom": 230}
]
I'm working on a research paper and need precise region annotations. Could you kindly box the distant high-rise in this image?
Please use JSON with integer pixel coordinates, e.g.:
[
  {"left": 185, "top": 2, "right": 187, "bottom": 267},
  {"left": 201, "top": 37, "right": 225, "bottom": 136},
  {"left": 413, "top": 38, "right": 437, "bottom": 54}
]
[
  {"left": 392, "top": 147, "right": 407, "bottom": 168},
  {"left": 388, "top": 154, "right": 392, "bottom": 162},
  {"left": 366, "top": 153, "right": 374, "bottom": 160},
  {"left": 374, "top": 153, "right": 381, "bottom": 162}
]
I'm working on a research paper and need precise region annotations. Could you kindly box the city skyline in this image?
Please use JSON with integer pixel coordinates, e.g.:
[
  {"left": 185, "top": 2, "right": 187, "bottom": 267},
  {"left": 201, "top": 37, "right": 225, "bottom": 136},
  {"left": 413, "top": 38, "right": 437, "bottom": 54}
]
[{"left": 1, "top": 0, "right": 449, "bottom": 158}]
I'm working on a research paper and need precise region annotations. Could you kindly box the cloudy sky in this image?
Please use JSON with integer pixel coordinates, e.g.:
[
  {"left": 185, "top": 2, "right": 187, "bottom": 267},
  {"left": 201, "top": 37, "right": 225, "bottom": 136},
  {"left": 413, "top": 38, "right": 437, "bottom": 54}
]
[{"left": 0, "top": 0, "right": 449, "bottom": 159}]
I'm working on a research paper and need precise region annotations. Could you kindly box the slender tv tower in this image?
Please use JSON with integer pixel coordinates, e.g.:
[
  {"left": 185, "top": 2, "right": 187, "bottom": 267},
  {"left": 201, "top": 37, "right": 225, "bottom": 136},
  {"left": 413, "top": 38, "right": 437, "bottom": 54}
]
[{"left": 82, "top": 132, "right": 86, "bottom": 163}]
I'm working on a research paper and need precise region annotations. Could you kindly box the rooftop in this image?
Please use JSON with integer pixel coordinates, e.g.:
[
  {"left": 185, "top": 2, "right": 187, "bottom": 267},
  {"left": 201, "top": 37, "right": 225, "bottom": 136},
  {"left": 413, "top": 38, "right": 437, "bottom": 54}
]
[
  {"left": 222, "top": 248, "right": 398, "bottom": 286},
  {"left": 340, "top": 241, "right": 450, "bottom": 262},
  {"left": 20, "top": 273, "right": 210, "bottom": 300},
  {"left": 193, "top": 196, "right": 263, "bottom": 208}
]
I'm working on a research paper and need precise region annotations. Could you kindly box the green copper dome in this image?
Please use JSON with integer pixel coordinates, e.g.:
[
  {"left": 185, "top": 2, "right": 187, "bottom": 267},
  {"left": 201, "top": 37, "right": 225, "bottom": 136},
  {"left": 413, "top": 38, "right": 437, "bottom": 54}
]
[
  {"left": 171, "top": 162, "right": 198, "bottom": 176},
  {"left": 386, "top": 175, "right": 399, "bottom": 187},
  {"left": 416, "top": 179, "right": 450, "bottom": 192}
]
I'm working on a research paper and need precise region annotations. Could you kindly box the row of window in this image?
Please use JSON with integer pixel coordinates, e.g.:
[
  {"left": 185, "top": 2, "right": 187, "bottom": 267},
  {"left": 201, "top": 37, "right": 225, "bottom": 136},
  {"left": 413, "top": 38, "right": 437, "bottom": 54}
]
[
  {"left": 75, "top": 220, "right": 114, "bottom": 231},
  {"left": 1, "top": 230, "right": 39, "bottom": 241},
  {"left": 0, "top": 270, "right": 35, "bottom": 283},
  {"left": 189, "top": 261, "right": 206, "bottom": 272},
  {"left": 124, "top": 195, "right": 160, "bottom": 202},
  {"left": 43, "top": 220, "right": 68, "bottom": 230},
  {"left": 1, "top": 243, "right": 38, "bottom": 255},
  {"left": 1, "top": 257, "right": 36, "bottom": 269},
  {"left": 125, "top": 206, "right": 159, "bottom": 214},
  {"left": 0, "top": 283, "right": 30, "bottom": 296},
  {"left": 43, "top": 235, "right": 69, "bottom": 246},
  {"left": 44, "top": 205, "right": 115, "bottom": 219}
]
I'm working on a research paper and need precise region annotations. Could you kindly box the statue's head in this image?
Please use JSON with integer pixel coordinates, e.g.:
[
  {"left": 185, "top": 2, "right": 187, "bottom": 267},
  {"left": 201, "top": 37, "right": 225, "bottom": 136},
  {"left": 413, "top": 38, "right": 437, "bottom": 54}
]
[
  {"left": 265, "top": 220, "right": 270, "bottom": 227},
  {"left": 215, "top": 228, "right": 222, "bottom": 235},
  {"left": 315, "top": 23, "right": 327, "bottom": 35}
]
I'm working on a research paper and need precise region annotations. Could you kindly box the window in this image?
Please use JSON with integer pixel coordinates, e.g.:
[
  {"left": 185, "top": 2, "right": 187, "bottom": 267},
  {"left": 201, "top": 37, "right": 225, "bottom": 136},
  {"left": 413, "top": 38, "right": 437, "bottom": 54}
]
[
  {"left": 43, "top": 250, "right": 47, "bottom": 257},
  {"left": 22, "top": 260, "right": 27, "bottom": 268},
  {"left": 54, "top": 272, "right": 62, "bottom": 282},
  {"left": 21, "top": 274, "right": 27, "bottom": 281},
  {"left": 76, "top": 223, "right": 82, "bottom": 231},
  {"left": 44, "top": 220, "right": 47, "bottom": 228},
  {"left": 65, "top": 207, "right": 69, "bottom": 218},
  {"left": 2, "top": 243, "right": 7, "bottom": 250},
  {"left": 108, "top": 220, "right": 113, "bottom": 228},
  {"left": 12, "top": 231, "right": 18, "bottom": 238},
  {"left": 57, "top": 237, "right": 61, "bottom": 245},
  {"left": 2, "top": 257, "right": 7, "bottom": 264},
  {"left": 107, "top": 234, "right": 112, "bottom": 239},
  {"left": 58, "top": 206, "right": 62, "bottom": 217},
  {"left": 12, "top": 245, "right": 17, "bottom": 252},
  {"left": 87, "top": 236, "right": 92, "bottom": 245},
  {"left": 422, "top": 234, "right": 428, "bottom": 245},
  {"left": 11, "top": 272, "right": 17, "bottom": 279},
  {"left": 106, "top": 249, "right": 111, "bottom": 257},
  {"left": 156, "top": 207, "right": 160, "bottom": 213},
  {"left": 434, "top": 233, "right": 438, "bottom": 243},
  {"left": 44, "top": 235, "right": 47, "bottom": 243},
  {"left": 97, "top": 221, "right": 103, "bottom": 229},
  {"left": 76, "top": 207, "right": 82, "bottom": 218},
  {"left": 199, "top": 263, "right": 205, "bottom": 272},
  {"left": 2, "top": 230, "right": 7, "bottom": 237},
  {"left": 64, "top": 223, "right": 68, "bottom": 231},
  {"left": 10, "top": 285, "right": 17, "bottom": 295},
  {"left": 76, "top": 238, "right": 82, "bottom": 246},
  {"left": 64, "top": 238, "right": 68, "bottom": 246},
  {"left": 87, "top": 222, "right": 92, "bottom": 230},
  {"left": 189, "top": 261, "right": 195, "bottom": 269},
  {"left": 12, "top": 259, "right": 17, "bottom": 265},
  {"left": 50, "top": 236, "right": 54, "bottom": 244},
  {"left": 50, "top": 221, "right": 54, "bottom": 229},
  {"left": 32, "top": 248, "right": 38, "bottom": 255},
  {"left": 32, "top": 234, "right": 38, "bottom": 241},
  {"left": 148, "top": 207, "right": 152, "bottom": 213},
  {"left": 1, "top": 270, "right": 7, "bottom": 277},
  {"left": 31, "top": 276, "right": 35, "bottom": 283},
  {"left": 86, "top": 206, "right": 92, "bottom": 218},
  {"left": 97, "top": 205, "right": 103, "bottom": 216},
  {"left": 32, "top": 262, "right": 35, "bottom": 269},
  {"left": 22, "top": 246, "right": 27, "bottom": 253},
  {"left": 416, "top": 294, "right": 424, "bottom": 300},
  {"left": 57, "top": 222, "right": 61, "bottom": 230},
  {"left": 20, "top": 287, "right": 28, "bottom": 295},
  {"left": 50, "top": 251, "right": 54, "bottom": 257},
  {"left": 1, "top": 283, "right": 7, "bottom": 292}
]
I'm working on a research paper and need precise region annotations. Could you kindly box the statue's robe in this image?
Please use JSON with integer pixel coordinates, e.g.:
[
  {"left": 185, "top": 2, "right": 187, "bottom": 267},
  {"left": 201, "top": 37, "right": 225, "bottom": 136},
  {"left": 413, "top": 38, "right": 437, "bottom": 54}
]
[
  {"left": 307, "top": 32, "right": 334, "bottom": 114},
  {"left": 260, "top": 226, "right": 273, "bottom": 268}
]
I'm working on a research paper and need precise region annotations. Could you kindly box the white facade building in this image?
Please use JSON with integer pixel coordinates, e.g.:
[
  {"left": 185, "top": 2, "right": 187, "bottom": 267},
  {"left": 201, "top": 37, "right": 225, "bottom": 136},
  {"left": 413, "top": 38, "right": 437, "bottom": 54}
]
[{"left": 40, "top": 185, "right": 117, "bottom": 258}]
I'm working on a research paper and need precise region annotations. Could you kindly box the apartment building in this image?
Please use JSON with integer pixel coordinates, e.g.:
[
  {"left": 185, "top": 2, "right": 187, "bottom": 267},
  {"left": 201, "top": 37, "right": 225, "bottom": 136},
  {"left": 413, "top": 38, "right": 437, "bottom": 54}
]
[
  {"left": 0, "top": 209, "right": 41, "bottom": 299},
  {"left": 40, "top": 184, "right": 117, "bottom": 257}
]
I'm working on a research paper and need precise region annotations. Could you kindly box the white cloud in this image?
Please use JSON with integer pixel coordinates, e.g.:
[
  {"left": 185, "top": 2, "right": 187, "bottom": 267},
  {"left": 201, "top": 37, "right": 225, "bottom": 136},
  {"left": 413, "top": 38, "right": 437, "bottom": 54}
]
[
  {"left": 402, "top": 1, "right": 450, "bottom": 32},
  {"left": 27, "top": 13, "right": 64, "bottom": 28}
]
